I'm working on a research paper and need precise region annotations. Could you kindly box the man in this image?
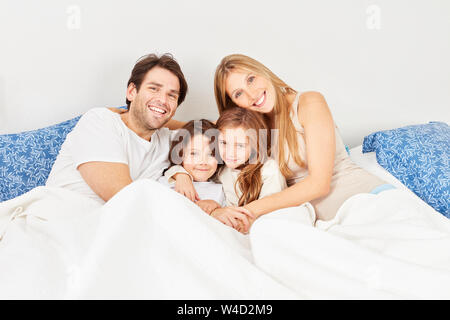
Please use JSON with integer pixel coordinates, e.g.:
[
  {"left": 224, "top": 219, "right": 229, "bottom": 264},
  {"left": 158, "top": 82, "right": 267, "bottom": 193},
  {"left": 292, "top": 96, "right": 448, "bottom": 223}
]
[{"left": 46, "top": 53, "right": 188, "bottom": 204}]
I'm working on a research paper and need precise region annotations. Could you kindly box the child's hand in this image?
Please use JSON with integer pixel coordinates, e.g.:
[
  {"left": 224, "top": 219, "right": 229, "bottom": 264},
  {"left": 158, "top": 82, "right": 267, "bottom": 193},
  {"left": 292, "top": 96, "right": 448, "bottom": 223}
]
[
  {"left": 210, "top": 207, "right": 255, "bottom": 234},
  {"left": 196, "top": 199, "right": 221, "bottom": 215},
  {"left": 173, "top": 173, "right": 199, "bottom": 202},
  {"left": 235, "top": 219, "right": 253, "bottom": 234}
]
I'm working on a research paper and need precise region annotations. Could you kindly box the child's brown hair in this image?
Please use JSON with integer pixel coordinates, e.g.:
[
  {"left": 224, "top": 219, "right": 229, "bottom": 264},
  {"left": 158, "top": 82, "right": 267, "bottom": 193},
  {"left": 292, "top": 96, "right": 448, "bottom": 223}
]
[{"left": 168, "top": 119, "right": 222, "bottom": 181}]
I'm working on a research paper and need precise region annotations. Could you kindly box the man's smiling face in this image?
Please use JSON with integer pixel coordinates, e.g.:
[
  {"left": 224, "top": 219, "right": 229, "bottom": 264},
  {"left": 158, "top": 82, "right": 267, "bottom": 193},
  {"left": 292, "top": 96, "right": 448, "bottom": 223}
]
[{"left": 127, "top": 66, "right": 180, "bottom": 131}]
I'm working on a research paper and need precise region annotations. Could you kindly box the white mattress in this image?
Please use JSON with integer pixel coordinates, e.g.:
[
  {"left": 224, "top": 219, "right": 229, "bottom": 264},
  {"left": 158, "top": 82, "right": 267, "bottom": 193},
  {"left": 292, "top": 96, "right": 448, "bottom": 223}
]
[{"left": 349, "top": 145, "right": 428, "bottom": 205}]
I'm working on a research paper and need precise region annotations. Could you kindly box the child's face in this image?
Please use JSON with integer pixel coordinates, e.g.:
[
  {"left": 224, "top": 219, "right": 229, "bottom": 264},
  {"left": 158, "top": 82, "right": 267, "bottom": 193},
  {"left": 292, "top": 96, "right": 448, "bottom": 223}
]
[
  {"left": 218, "top": 127, "right": 252, "bottom": 169},
  {"left": 182, "top": 134, "right": 218, "bottom": 182}
]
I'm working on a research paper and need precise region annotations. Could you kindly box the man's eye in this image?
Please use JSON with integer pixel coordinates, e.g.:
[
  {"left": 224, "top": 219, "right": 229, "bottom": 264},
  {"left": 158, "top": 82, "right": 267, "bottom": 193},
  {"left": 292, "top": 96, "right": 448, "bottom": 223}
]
[
  {"left": 219, "top": 140, "right": 226, "bottom": 145},
  {"left": 237, "top": 144, "right": 246, "bottom": 149},
  {"left": 149, "top": 87, "right": 158, "bottom": 91},
  {"left": 169, "top": 94, "right": 178, "bottom": 100}
]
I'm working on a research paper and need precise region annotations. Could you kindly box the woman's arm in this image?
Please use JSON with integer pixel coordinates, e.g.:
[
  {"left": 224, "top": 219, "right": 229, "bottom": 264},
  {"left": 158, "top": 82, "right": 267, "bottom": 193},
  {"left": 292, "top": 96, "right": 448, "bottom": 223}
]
[
  {"left": 165, "top": 118, "right": 187, "bottom": 130},
  {"left": 165, "top": 166, "right": 199, "bottom": 202},
  {"left": 165, "top": 165, "right": 193, "bottom": 183},
  {"left": 244, "top": 91, "right": 336, "bottom": 220}
]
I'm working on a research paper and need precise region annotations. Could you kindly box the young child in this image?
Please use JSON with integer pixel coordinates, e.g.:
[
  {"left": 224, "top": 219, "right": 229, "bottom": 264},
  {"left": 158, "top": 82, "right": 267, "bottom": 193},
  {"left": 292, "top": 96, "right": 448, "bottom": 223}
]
[
  {"left": 169, "top": 108, "right": 287, "bottom": 233},
  {"left": 159, "top": 119, "right": 225, "bottom": 214}
]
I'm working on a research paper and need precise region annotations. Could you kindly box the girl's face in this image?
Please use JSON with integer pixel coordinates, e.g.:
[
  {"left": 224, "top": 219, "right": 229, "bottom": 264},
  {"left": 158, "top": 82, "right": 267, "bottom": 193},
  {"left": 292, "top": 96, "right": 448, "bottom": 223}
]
[
  {"left": 225, "top": 70, "right": 276, "bottom": 114},
  {"left": 182, "top": 134, "right": 218, "bottom": 182},
  {"left": 218, "top": 127, "right": 252, "bottom": 169}
]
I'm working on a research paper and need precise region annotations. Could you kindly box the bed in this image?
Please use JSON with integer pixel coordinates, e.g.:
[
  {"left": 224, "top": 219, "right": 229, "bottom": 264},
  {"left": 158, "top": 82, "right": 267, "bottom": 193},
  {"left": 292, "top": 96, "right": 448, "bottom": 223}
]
[
  {"left": 0, "top": 120, "right": 449, "bottom": 299},
  {"left": 349, "top": 145, "right": 426, "bottom": 204}
]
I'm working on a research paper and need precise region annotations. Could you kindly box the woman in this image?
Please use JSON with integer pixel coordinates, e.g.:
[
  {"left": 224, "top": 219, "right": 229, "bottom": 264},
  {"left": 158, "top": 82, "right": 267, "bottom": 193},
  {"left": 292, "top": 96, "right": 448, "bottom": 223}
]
[{"left": 213, "top": 53, "right": 390, "bottom": 223}]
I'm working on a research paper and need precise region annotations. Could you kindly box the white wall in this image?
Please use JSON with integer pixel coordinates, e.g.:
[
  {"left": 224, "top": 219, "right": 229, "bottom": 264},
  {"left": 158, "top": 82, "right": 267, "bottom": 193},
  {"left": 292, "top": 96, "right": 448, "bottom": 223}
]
[{"left": 0, "top": 0, "right": 449, "bottom": 147}]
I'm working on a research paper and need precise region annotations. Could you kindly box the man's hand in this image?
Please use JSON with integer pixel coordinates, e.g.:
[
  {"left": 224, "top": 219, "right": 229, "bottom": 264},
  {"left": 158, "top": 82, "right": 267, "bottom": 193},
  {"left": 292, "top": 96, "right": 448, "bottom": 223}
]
[
  {"left": 173, "top": 172, "right": 199, "bottom": 202},
  {"left": 196, "top": 199, "right": 221, "bottom": 215},
  {"left": 210, "top": 207, "right": 255, "bottom": 234}
]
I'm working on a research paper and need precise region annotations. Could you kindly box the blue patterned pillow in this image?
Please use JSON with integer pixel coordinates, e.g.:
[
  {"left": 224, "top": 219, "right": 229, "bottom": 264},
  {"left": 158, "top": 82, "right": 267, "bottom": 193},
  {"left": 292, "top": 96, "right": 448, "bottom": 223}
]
[
  {"left": 0, "top": 116, "right": 81, "bottom": 202},
  {"left": 363, "top": 121, "right": 449, "bottom": 217}
]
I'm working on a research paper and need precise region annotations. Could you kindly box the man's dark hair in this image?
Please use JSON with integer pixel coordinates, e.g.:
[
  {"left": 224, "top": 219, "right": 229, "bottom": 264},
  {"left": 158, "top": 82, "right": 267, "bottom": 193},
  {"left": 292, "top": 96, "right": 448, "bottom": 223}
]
[{"left": 126, "top": 53, "right": 188, "bottom": 109}]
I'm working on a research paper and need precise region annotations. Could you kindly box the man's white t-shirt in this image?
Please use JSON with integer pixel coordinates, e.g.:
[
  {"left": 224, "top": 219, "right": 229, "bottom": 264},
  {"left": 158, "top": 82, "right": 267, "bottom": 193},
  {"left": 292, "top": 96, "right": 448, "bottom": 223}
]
[{"left": 46, "top": 108, "right": 172, "bottom": 204}]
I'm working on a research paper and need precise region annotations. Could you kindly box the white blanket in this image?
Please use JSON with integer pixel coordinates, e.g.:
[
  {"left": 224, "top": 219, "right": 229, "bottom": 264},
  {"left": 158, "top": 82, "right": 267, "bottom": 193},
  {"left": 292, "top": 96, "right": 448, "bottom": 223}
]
[
  {"left": 1, "top": 179, "right": 450, "bottom": 299},
  {"left": 0, "top": 187, "right": 101, "bottom": 299},
  {"left": 251, "top": 189, "right": 450, "bottom": 299}
]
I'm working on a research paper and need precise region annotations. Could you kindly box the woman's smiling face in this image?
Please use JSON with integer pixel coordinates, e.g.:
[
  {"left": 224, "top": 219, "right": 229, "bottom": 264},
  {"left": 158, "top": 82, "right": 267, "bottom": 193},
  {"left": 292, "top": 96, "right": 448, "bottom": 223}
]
[
  {"left": 218, "top": 127, "right": 252, "bottom": 169},
  {"left": 225, "top": 70, "right": 276, "bottom": 114},
  {"left": 182, "top": 134, "right": 218, "bottom": 182}
]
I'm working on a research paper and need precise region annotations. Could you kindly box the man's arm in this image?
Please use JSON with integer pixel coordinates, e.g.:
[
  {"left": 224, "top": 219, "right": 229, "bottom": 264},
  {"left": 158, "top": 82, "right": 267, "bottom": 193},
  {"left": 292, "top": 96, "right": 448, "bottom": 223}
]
[{"left": 78, "top": 161, "right": 132, "bottom": 202}]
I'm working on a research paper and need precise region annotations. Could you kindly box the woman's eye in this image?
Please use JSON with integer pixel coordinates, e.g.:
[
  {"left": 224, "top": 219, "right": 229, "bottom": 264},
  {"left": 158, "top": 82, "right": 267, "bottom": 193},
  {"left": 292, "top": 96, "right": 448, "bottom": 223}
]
[
  {"left": 219, "top": 140, "right": 226, "bottom": 145},
  {"left": 235, "top": 91, "right": 242, "bottom": 99},
  {"left": 248, "top": 76, "right": 255, "bottom": 84}
]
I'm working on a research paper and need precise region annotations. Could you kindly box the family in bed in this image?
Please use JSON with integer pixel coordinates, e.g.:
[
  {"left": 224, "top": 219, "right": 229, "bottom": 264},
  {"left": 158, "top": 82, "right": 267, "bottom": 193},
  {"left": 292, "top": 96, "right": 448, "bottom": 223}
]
[
  {"left": 4, "top": 52, "right": 449, "bottom": 300},
  {"left": 45, "top": 52, "right": 395, "bottom": 232}
]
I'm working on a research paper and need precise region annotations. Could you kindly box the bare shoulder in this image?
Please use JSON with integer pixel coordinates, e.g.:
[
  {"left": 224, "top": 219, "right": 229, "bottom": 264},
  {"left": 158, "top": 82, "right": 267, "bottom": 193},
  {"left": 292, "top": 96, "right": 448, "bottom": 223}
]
[
  {"left": 296, "top": 91, "right": 332, "bottom": 127},
  {"left": 298, "top": 91, "right": 327, "bottom": 108}
]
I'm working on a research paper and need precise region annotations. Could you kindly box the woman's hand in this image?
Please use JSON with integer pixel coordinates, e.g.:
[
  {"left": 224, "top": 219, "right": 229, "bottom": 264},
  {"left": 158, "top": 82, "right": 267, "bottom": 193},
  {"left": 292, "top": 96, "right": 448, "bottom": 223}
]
[
  {"left": 196, "top": 199, "right": 221, "bottom": 215},
  {"left": 108, "top": 107, "right": 128, "bottom": 114},
  {"left": 173, "top": 173, "right": 199, "bottom": 202},
  {"left": 210, "top": 207, "right": 255, "bottom": 234}
]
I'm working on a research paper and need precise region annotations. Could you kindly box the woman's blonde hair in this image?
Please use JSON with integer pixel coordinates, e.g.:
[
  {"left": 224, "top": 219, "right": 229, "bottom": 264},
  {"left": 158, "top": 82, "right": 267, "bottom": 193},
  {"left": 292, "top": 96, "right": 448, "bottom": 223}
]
[
  {"left": 214, "top": 54, "right": 305, "bottom": 177},
  {"left": 216, "top": 107, "right": 270, "bottom": 206}
]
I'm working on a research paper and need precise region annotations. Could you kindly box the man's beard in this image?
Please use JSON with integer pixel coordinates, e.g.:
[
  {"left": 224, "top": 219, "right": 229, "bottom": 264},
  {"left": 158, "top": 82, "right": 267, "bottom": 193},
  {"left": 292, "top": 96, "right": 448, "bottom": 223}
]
[{"left": 133, "top": 103, "right": 170, "bottom": 132}]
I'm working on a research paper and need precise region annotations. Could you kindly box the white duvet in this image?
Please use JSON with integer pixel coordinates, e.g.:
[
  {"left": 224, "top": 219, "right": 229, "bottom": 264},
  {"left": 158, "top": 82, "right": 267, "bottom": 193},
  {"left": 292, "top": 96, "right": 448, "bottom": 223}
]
[{"left": 1, "top": 176, "right": 450, "bottom": 300}]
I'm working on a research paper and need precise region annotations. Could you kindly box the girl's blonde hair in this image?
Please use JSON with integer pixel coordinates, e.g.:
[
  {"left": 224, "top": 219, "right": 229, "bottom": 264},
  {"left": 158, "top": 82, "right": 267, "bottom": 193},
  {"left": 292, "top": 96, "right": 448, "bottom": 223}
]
[
  {"left": 214, "top": 54, "right": 305, "bottom": 177},
  {"left": 216, "top": 107, "right": 270, "bottom": 206}
]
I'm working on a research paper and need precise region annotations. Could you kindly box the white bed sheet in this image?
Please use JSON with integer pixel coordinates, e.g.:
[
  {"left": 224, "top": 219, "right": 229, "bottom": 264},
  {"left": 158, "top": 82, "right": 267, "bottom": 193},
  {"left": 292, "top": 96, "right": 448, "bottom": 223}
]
[{"left": 349, "top": 145, "right": 432, "bottom": 209}]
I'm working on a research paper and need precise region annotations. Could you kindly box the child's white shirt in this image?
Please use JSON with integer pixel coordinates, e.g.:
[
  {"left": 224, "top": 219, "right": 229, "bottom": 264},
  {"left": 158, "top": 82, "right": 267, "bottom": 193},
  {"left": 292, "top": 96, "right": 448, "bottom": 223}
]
[
  {"left": 164, "top": 159, "right": 286, "bottom": 207},
  {"left": 218, "top": 159, "right": 287, "bottom": 207},
  {"left": 159, "top": 169, "right": 225, "bottom": 206}
]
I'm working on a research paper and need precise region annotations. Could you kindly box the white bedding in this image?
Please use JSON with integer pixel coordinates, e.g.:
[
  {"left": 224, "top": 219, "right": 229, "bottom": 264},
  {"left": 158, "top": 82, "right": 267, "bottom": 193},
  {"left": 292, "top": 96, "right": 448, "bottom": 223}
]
[
  {"left": 1, "top": 147, "right": 450, "bottom": 299},
  {"left": 349, "top": 145, "right": 427, "bottom": 204}
]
